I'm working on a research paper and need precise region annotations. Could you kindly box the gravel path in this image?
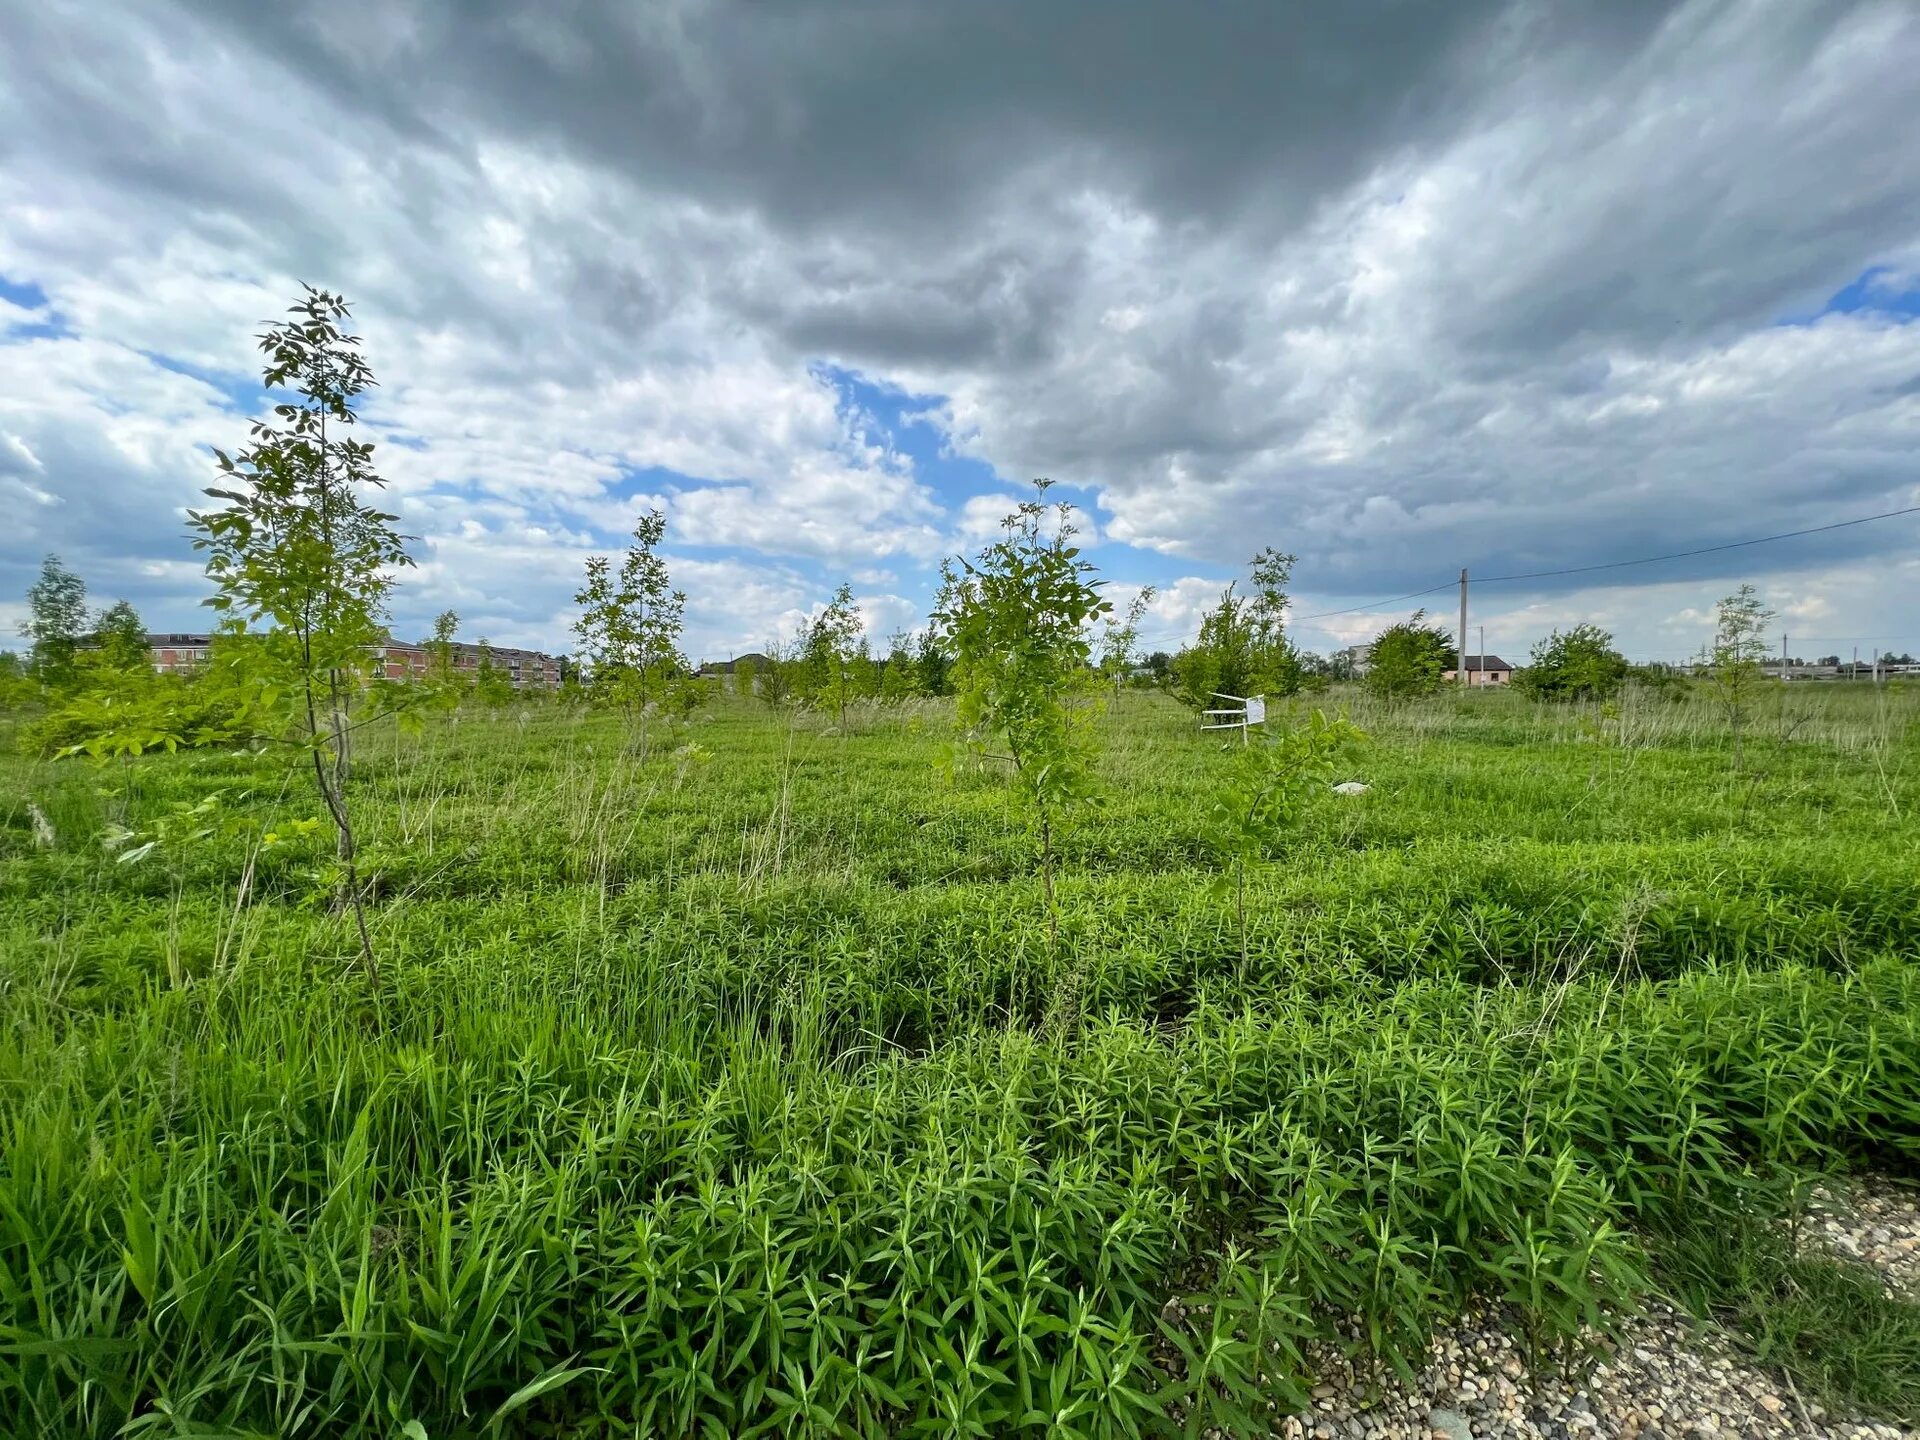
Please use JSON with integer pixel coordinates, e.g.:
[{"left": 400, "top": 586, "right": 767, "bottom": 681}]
[
  {"left": 1278, "top": 1298, "right": 1907, "bottom": 1439},
  {"left": 1806, "top": 1176, "right": 1920, "bottom": 1301},
  {"left": 1252, "top": 1176, "right": 1920, "bottom": 1440}
]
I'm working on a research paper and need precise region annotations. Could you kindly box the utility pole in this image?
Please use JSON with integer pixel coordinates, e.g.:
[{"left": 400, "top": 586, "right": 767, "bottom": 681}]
[
  {"left": 1780, "top": 632, "right": 1787, "bottom": 683},
  {"left": 1853, "top": 645, "right": 1859, "bottom": 681},
  {"left": 1479, "top": 625, "right": 1486, "bottom": 677},
  {"left": 1457, "top": 568, "right": 1469, "bottom": 687}
]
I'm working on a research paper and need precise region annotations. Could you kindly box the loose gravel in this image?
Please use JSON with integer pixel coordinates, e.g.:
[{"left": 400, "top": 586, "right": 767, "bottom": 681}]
[
  {"left": 1224, "top": 1175, "right": 1920, "bottom": 1439},
  {"left": 1275, "top": 1298, "right": 1908, "bottom": 1439},
  {"left": 1806, "top": 1176, "right": 1920, "bottom": 1301}
]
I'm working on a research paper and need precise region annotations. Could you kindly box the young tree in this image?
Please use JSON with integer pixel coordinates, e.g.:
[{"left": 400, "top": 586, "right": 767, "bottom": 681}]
[
  {"left": 1171, "top": 550, "right": 1301, "bottom": 711},
  {"left": 933, "top": 481, "right": 1110, "bottom": 948},
  {"left": 913, "top": 626, "right": 954, "bottom": 697},
  {"left": 1362, "top": 614, "right": 1453, "bottom": 702},
  {"left": 473, "top": 637, "right": 515, "bottom": 707},
  {"left": 732, "top": 653, "right": 762, "bottom": 701},
  {"left": 573, "top": 509, "right": 688, "bottom": 716},
  {"left": 1707, "top": 583, "right": 1775, "bottom": 770},
  {"left": 425, "top": 608, "right": 464, "bottom": 706},
  {"left": 802, "top": 582, "right": 864, "bottom": 729},
  {"left": 756, "top": 635, "right": 798, "bottom": 709},
  {"left": 1513, "top": 623, "right": 1629, "bottom": 702},
  {"left": 0, "top": 651, "right": 24, "bottom": 704},
  {"left": 93, "top": 599, "right": 151, "bottom": 674},
  {"left": 22, "top": 554, "right": 88, "bottom": 689},
  {"left": 190, "top": 286, "right": 413, "bottom": 987},
  {"left": 1098, "top": 585, "right": 1156, "bottom": 700},
  {"left": 878, "top": 629, "right": 922, "bottom": 705},
  {"left": 1204, "top": 710, "right": 1364, "bottom": 974},
  {"left": 848, "top": 635, "right": 883, "bottom": 704}
]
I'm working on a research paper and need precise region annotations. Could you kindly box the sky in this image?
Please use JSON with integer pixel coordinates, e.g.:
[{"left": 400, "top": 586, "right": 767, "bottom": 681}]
[{"left": 2, "top": 0, "right": 1919, "bottom": 667}]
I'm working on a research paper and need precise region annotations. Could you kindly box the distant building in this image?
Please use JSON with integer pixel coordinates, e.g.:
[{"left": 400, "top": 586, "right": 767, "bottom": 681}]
[
  {"left": 697, "top": 652, "right": 772, "bottom": 694},
  {"left": 145, "top": 633, "right": 565, "bottom": 689},
  {"left": 379, "top": 639, "right": 563, "bottom": 690},
  {"left": 148, "top": 633, "right": 213, "bottom": 674},
  {"left": 696, "top": 652, "right": 771, "bottom": 678},
  {"left": 1343, "top": 643, "right": 1373, "bottom": 678},
  {"left": 1442, "top": 654, "right": 1514, "bottom": 686}
]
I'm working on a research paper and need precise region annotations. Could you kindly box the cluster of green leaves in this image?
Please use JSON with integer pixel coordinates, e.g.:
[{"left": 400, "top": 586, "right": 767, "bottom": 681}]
[
  {"left": 11, "top": 564, "right": 247, "bottom": 762},
  {"left": 1203, "top": 710, "right": 1365, "bottom": 972},
  {"left": 1512, "top": 623, "right": 1630, "bottom": 702},
  {"left": 1362, "top": 613, "right": 1455, "bottom": 701},
  {"left": 572, "top": 509, "right": 688, "bottom": 713},
  {"left": 934, "top": 483, "right": 1111, "bottom": 942},
  {"left": 794, "top": 582, "right": 865, "bottom": 728},
  {"left": 1708, "top": 583, "right": 1779, "bottom": 770},
  {"left": 5, "top": 617, "right": 1919, "bottom": 1436},
  {"left": 1170, "top": 550, "right": 1301, "bottom": 711}
]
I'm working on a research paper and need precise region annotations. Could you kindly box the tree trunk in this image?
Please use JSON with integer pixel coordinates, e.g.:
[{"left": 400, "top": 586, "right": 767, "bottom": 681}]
[{"left": 1039, "top": 809, "right": 1057, "bottom": 953}]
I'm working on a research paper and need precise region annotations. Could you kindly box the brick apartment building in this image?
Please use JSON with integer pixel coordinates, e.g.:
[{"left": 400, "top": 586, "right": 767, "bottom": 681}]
[
  {"left": 146, "top": 634, "right": 565, "bottom": 690},
  {"left": 376, "top": 639, "right": 564, "bottom": 689}
]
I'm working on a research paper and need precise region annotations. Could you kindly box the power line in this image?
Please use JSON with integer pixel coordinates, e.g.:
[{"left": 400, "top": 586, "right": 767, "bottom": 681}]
[
  {"left": 1132, "top": 578, "right": 1458, "bottom": 652},
  {"left": 1473, "top": 504, "right": 1920, "bottom": 585},
  {"left": 1127, "top": 500, "right": 1920, "bottom": 653},
  {"left": 1292, "top": 580, "right": 1457, "bottom": 622}
]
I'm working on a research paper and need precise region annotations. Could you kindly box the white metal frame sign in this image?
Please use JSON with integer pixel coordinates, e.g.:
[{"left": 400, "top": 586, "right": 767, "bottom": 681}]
[{"left": 1202, "top": 692, "right": 1267, "bottom": 741}]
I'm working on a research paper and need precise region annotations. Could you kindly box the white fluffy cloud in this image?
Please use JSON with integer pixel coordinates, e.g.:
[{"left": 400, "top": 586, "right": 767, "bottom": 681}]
[{"left": 3, "top": 0, "right": 1919, "bottom": 662}]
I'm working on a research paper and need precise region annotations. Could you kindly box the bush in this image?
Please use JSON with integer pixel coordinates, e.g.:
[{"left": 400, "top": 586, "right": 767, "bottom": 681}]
[
  {"left": 1513, "top": 624, "right": 1629, "bottom": 702},
  {"left": 19, "top": 669, "right": 241, "bottom": 758},
  {"left": 1363, "top": 615, "right": 1453, "bottom": 700}
]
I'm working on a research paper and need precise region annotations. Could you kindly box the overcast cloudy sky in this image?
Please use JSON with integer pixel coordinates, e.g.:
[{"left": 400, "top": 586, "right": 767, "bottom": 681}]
[{"left": 3, "top": 0, "right": 1918, "bottom": 665}]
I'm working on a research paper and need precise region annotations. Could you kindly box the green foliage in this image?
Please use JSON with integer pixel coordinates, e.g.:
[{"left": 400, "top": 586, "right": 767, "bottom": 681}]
[
  {"left": 91, "top": 599, "right": 150, "bottom": 674},
  {"left": 1513, "top": 622, "right": 1629, "bottom": 702},
  {"left": 572, "top": 509, "right": 687, "bottom": 712},
  {"left": 1171, "top": 551, "right": 1300, "bottom": 710},
  {"left": 913, "top": 625, "right": 955, "bottom": 697},
  {"left": 1203, "top": 710, "right": 1365, "bottom": 972},
  {"left": 472, "top": 638, "right": 515, "bottom": 708},
  {"left": 799, "top": 582, "right": 865, "bottom": 727},
  {"left": 0, "top": 651, "right": 27, "bottom": 709},
  {"left": 1708, "top": 583, "right": 1777, "bottom": 770},
  {"left": 21, "top": 553, "right": 88, "bottom": 690},
  {"left": 935, "top": 482, "right": 1111, "bottom": 944},
  {"left": 1363, "top": 613, "right": 1454, "bottom": 701},
  {"left": 4, "top": 678, "right": 1920, "bottom": 1437},
  {"left": 425, "top": 608, "right": 466, "bottom": 709},
  {"left": 191, "top": 291, "right": 412, "bottom": 715},
  {"left": 187, "top": 284, "right": 414, "bottom": 985},
  {"left": 29, "top": 677, "right": 228, "bottom": 763},
  {"left": 1628, "top": 662, "right": 1688, "bottom": 700},
  {"left": 1099, "top": 585, "right": 1156, "bottom": 694},
  {"left": 876, "top": 630, "right": 922, "bottom": 704}
]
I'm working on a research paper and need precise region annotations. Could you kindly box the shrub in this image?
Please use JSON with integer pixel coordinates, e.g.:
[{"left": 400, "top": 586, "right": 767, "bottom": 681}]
[
  {"left": 1362, "top": 614, "right": 1453, "bottom": 701},
  {"left": 1513, "top": 623, "right": 1630, "bottom": 702}
]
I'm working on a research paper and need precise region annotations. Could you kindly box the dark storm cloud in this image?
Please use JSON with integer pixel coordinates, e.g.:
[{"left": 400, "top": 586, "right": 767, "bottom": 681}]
[{"left": 195, "top": 1, "right": 1676, "bottom": 229}]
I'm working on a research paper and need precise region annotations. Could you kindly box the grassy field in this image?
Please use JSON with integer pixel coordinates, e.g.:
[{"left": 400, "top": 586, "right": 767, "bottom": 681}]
[{"left": 3, "top": 683, "right": 1919, "bottom": 1436}]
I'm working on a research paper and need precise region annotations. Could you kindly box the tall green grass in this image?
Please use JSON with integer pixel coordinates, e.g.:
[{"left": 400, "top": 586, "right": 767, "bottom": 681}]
[{"left": 1, "top": 686, "right": 1917, "bottom": 1435}]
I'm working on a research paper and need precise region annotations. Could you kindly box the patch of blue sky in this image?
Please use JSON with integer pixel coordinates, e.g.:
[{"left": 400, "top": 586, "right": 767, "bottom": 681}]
[
  {"left": 1780, "top": 264, "right": 1920, "bottom": 325},
  {"left": 137, "top": 350, "right": 261, "bottom": 411},
  {"left": 0, "top": 273, "right": 69, "bottom": 339},
  {"left": 817, "top": 363, "right": 1228, "bottom": 591}
]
